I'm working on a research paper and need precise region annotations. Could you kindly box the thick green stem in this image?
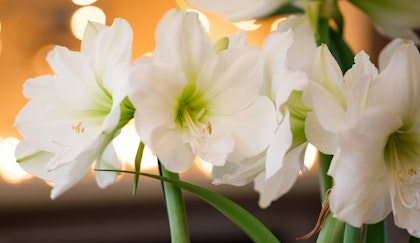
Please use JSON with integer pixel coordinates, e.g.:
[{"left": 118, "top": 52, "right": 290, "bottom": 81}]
[
  {"left": 317, "top": 213, "right": 345, "bottom": 243},
  {"left": 363, "top": 221, "right": 386, "bottom": 243},
  {"left": 159, "top": 162, "right": 190, "bottom": 243},
  {"left": 344, "top": 224, "right": 361, "bottom": 243}
]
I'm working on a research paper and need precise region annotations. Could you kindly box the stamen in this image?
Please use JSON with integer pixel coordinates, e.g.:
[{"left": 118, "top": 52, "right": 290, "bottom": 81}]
[
  {"left": 72, "top": 121, "right": 85, "bottom": 134},
  {"left": 178, "top": 104, "right": 212, "bottom": 154},
  {"left": 389, "top": 138, "right": 418, "bottom": 208}
]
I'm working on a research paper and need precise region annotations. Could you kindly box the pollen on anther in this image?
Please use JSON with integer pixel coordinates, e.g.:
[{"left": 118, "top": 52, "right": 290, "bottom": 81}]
[
  {"left": 408, "top": 168, "right": 417, "bottom": 176},
  {"left": 72, "top": 121, "right": 85, "bottom": 134},
  {"left": 207, "top": 122, "right": 212, "bottom": 135}
]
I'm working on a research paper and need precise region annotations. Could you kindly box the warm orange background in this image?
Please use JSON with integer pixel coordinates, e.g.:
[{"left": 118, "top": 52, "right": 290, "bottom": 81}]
[{"left": 0, "top": 0, "right": 385, "bottom": 138}]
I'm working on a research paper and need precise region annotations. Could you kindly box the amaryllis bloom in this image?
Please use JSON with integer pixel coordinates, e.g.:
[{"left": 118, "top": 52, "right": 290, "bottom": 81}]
[
  {"left": 15, "top": 19, "right": 135, "bottom": 199},
  {"left": 305, "top": 39, "right": 420, "bottom": 237},
  {"left": 349, "top": 0, "right": 420, "bottom": 44},
  {"left": 212, "top": 16, "right": 316, "bottom": 208},
  {"left": 187, "top": 0, "right": 299, "bottom": 21},
  {"left": 129, "top": 8, "right": 276, "bottom": 173}
]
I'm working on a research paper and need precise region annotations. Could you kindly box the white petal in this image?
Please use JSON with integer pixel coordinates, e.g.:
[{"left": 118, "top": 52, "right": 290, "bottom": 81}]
[
  {"left": 154, "top": 9, "right": 215, "bottom": 76},
  {"left": 15, "top": 97, "right": 103, "bottom": 153},
  {"left": 304, "top": 112, "right": 337, "bottom": 154},
  {"left": 211, "top": 153, "right": 265, "bottom": 186},
  {"left": 350, "top": 0, "right": 420, "bottom": 44},
  {"left": 81, "top": 21, "right": 107, "bottom": 57},
  {"left": 50, "top": 150, "right": 97, "bottom": 199},
  {"left": 370, "top": 40, "right": 420, "bottom": 120},
  {"left": 150, "top": 127, "right": 196, "bottom": 173},
  {"left": 199, "top": 45, "right": 263, "bottom": 115},
  {"left": 83, "top": 18, "right": 133, "bottom": 77},
  {"left": 307, "top": 80, "right": 349, "bottom": 133},
  {"left": 265, "top": 110, "right": 292, "bottom": 179},
  {"left": 392, "top": 183, "right": 420, "bottom": 237},
  {"left": 101, "top": 63, "right": 132, "bottom": 133},
  {"left": 16, "top": 140, "right": 54, "bottom": 180},
  {"left": 187, "top": 0, "right": 285, "bottom": 21},
  {"left": 130, "top": 63, "right": 187, "bottom": 147},
  {"left": 310, "top": 45, "right": 346, "bottom": 107},
  {"left": 16, "top": 140, "right": 93, "bottom": 200},
  {"left": 277, "top": 16, "right": 317, "bottom": 72},
  {"left": 46, "top": 46, "right": 111, "bottom": 111},
  {"left": 255, "top": 143, "right": 306, "bottom": 208},
  {"left": 95, "top": 142, "right": 121, "bottom": 188},
  {"left": 329, "top": 162, "right": 392, "bottom": 226},
  {"left": 215, "top": 96, "right": 276, "bottom": 162},
  {"left": 262, "top": 29, "right": 293, "bottom": 82},
  {"left": 194, "top": 134, "right": 235, "bottom": 167},
  {"left": 343, "top": 51, "right": 377, "bottom": 93},
  {"left": 328, "top": 107, "right": 402, "bottom": 226},
  {"left": 272, "top": 69, "right": 308, "bottom": 114}
]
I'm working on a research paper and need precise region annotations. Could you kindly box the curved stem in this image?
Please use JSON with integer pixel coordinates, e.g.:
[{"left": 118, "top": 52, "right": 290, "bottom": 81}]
[{"left": 159, "top": 162, "right": 190, "bottom": 243}]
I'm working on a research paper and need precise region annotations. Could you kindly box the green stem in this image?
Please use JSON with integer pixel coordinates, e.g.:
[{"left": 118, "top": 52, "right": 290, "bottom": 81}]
[
  {"left": 410, "top": 236, "right": 420, "bottom": 243},
  {"left": 317, "top": 17, "right": 330, "bottom": 46},
  {"left": 344, "top": 224, "right": 361, "bottom": 243},
  {"left": 363, "top": 221, "right": 386, "bottom": 243},
  {"left": 318, "top": 152, "right": 333, "bottom": 202},
  {"left": 159, "top": 162, "right": 190, "bottom": 243},
  {"left": 317, "top": 213, "right": 345, "bottom": 243},
  {"left": 132, "top": 142, "right": 145, "bottom": 196}
]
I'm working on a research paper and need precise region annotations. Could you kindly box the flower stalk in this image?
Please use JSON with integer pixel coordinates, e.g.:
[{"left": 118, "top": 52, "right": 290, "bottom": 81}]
[
  {"left": 363, "top": 221, "right": 386, "bottom": 243},
  {"left": 159, "top": 162, "right": 190, "bottom": 243},
  {"left": 343, "top": 224, "right": 361, "bottom": 243}
]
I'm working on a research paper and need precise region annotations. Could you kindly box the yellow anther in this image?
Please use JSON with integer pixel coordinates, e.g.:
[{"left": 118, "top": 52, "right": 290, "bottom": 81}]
[
  {"left": 207, "top": 122, "right": 212, "bottom": 135},
  {"left": 408, "top": 168, "right": 417, "bottom": 176},
  {"left": 72, "top": 121, "right": 85, "bottom": 134}
]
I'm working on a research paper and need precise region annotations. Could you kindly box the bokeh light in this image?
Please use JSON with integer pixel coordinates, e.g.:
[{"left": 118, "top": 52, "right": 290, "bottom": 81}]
[
  {"left": 233, "top": 20, "right": 261, "bottom": 31},
  {"left": 270, "top": 17, "right": 287, "bottom": 32},
  {"left": 113, "top": 120, "right": 157, "bottom": 171},
  {"left": 71, "top": 6, "right": 106, "bottom": 40},
  {"left": 304, "top": 143, "right": 318, "bottom": 171},
  {"left": 72, "top": 0, "right": 97, "bottom": 6},
  {"left": 0, "top": 137, "right": 32, "bottom": 184}
]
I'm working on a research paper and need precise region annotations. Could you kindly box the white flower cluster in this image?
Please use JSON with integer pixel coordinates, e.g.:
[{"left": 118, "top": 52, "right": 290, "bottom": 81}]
[{"left": 15, "top": 3, "right": 420, "bottom": 238}]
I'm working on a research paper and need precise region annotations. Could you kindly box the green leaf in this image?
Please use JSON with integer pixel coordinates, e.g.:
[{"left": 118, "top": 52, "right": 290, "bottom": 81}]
[
  {"left": 327, "top": 27, "right": 354, "bottom": 73},
  {"left": 99, "top": 169, "right": 280, "bottom": 243},
  {"left": 269, "top": 3, "right": 304, "bottom": 16},
  {"left": 132, "top": 142, "right": 145, "bottom": 196}
]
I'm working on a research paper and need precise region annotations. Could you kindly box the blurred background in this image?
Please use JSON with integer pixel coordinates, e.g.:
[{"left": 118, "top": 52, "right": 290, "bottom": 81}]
[{"left": 0, "top": 0, "right": 408, "bottom": 242}]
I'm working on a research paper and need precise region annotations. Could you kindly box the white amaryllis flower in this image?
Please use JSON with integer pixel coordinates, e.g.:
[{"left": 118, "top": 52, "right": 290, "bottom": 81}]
[
  {"left": 15, "top": 18, "right": 135, "bottom": 199},
  {"left": 212, "top": 16, "right": 316, "bottom": 208},
  {"left": 187, "top": 0, "right": 299, "bottom": 21},
  {"left": 305, "top": 39, "right": 420, "bottom": 237},
  {"left": 349, "top": 0, "right": 420, "bottom": 44},
  {"left": 129, "top": 8, "right": 276, "bottom": 173}
]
